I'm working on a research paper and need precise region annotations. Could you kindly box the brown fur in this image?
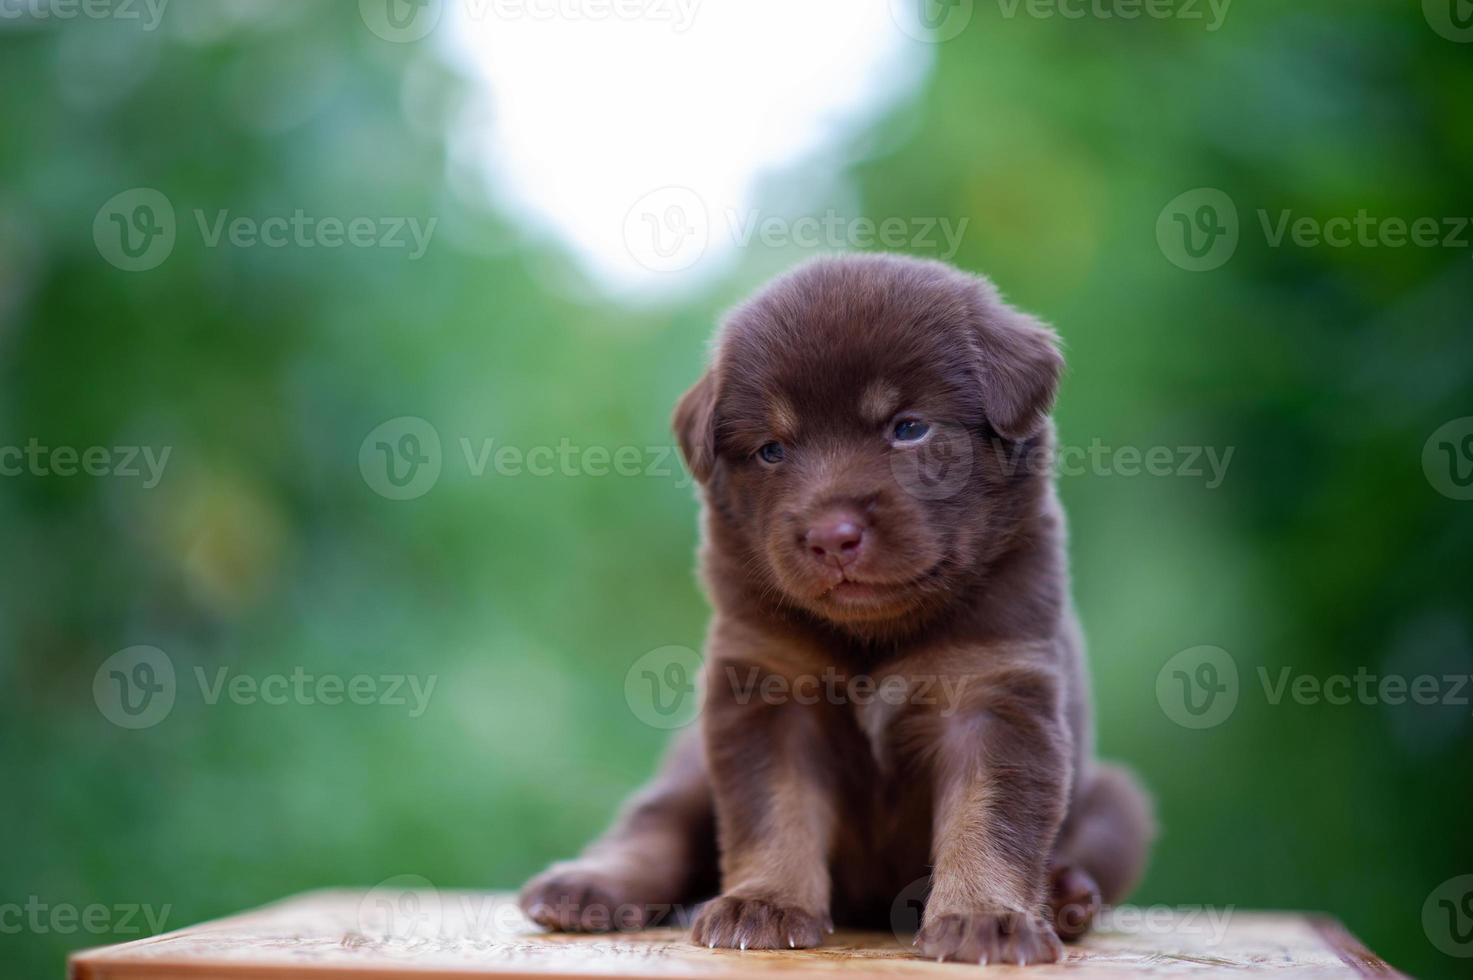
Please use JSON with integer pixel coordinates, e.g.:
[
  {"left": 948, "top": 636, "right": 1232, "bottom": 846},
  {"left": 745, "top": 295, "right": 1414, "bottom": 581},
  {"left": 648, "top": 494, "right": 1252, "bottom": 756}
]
[{"left": 520, "top": 254, "right": 1154, "bottom": 964}]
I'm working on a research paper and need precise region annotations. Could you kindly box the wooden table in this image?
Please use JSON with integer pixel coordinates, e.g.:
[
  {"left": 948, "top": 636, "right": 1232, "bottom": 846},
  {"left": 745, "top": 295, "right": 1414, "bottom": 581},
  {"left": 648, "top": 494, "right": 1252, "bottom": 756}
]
[{"left": 68, "top": 889, "right": 1401, "bottom": 979}]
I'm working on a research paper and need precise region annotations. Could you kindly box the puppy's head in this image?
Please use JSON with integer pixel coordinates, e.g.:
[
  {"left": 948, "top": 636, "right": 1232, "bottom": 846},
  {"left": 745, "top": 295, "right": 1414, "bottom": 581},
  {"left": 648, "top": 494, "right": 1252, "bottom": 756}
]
[{"left": 675, "top": 254, "right": 1062, "bottom": 629}]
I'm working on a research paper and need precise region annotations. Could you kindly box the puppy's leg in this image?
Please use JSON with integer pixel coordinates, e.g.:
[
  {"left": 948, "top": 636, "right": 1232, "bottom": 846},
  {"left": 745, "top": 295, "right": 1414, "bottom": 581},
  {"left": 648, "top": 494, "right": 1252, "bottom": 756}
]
[
  {"left": 520, "top": 727, "right": 715, "bottom": 932},
  {"left": 690, "top": 658, "right": 835, "bottom": 951},
  {"left": 1048, "top": 762, "right": 1154, "bottom": 940},
  {"left": 916, "top": 657, "right": 1070, "bottom": 966}
]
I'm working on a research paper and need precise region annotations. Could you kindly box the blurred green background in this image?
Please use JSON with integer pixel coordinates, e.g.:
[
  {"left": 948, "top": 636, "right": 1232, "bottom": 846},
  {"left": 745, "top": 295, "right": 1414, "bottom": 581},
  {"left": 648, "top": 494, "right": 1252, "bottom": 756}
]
[{"left": 2, "top": 1, "right": 1471, "bottom": 977}]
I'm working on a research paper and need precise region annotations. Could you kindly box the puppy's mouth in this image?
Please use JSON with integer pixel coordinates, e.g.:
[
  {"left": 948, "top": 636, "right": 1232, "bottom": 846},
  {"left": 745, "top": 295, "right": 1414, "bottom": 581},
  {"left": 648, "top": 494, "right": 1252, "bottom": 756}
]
[{"left": 814, "top": 563, "right": 944, "bottom": 605}]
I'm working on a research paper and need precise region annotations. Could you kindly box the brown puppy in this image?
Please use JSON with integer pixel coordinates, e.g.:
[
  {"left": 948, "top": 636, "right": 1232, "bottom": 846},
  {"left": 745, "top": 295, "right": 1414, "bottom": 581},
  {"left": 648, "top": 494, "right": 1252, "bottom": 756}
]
[{"left": 520, "top": 254, "right": 1153, "bottom": 965}]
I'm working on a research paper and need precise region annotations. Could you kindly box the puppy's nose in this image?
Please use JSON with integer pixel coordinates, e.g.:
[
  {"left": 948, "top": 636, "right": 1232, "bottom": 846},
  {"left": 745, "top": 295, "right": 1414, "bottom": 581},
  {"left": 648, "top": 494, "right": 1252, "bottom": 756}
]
[{"left": 806, "top": 512, "right": 866, "bottom": 565}]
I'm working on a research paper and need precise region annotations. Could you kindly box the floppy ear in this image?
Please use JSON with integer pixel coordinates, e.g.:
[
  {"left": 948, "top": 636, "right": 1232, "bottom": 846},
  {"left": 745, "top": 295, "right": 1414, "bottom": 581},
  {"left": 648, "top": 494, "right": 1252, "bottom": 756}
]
[
  {"left": 672, "top": 369, "right": 718, "bottom": 483},
  {"left": 970, "top": 292, "right": 1064, "bottom": 441}
]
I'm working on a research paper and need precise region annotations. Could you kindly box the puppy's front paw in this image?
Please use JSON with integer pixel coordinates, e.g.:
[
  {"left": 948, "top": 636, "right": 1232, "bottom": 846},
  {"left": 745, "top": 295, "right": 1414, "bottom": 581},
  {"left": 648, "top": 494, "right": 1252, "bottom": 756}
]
[
  {"left": 916, "top": 909, "right": 1063, "bottom": 966},
  {"left": 519, "top": 864, "right": 652, "bottom": 933},
  {"left": 691, "top": 895, "right": 829, "bottom": 950}
]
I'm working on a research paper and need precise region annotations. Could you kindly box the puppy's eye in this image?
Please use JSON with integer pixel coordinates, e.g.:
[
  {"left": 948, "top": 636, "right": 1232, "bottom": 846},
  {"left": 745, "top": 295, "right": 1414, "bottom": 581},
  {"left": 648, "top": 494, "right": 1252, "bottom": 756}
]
[
  {"left": 892, "top": 419, "right": 931, "bottom": 444},
  {"left": 757, "top": 441, "right": 786, "bottom": 464}
]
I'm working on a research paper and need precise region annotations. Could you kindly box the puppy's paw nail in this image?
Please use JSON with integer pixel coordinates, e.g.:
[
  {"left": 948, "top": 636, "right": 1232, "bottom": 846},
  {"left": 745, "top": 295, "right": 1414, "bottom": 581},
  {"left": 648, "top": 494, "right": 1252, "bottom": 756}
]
[{"left": 691, "top": 895, "right": 825, "bottom": 950}]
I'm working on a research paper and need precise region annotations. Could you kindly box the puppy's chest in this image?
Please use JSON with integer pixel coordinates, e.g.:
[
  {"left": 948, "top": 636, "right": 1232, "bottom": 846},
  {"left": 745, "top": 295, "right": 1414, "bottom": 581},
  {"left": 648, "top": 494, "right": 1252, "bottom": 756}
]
[
  {"left": 850, "top": 693, "right": 906, "bottom": 773},
  {"left": 835, "top": 670, "right": 950, "bottom": 776}
]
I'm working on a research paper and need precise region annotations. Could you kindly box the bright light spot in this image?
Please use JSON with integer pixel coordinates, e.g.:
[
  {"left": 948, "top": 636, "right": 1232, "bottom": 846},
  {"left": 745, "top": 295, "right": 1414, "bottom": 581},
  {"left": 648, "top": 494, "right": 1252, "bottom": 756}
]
[{"left": 441, "top": 0, "right": 932, "bottom": 299}]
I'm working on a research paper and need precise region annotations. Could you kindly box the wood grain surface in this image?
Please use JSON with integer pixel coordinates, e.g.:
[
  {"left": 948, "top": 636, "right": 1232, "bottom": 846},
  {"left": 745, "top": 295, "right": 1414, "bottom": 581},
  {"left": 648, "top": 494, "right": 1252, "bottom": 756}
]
[{"left": 68, "top": 889, "right": 1401, "bottom": 979}]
